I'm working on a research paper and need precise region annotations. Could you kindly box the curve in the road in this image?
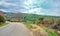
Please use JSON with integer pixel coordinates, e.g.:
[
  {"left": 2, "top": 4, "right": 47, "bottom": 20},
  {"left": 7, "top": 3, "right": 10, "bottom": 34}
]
[{"left": 0, "top": 22, "right": 33, "bottom": 36}]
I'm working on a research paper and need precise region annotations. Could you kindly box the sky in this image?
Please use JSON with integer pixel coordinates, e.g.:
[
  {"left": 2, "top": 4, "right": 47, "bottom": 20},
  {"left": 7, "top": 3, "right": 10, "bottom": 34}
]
[{"left": 0, "top": 0, "right": 60, "bottom": 16}]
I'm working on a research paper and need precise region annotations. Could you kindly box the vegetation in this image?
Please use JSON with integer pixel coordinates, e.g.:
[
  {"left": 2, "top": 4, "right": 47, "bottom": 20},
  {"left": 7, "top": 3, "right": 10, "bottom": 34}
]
[
  {"left": 4, "top": 12, "right": 60, "bottom": 36},
  {"left": 0, "top": 22, "right": 8, "bottom": 27},
  {"left": 21, "top": 22, "right": 32, "bottom": 29},
  {"left": 0, "top": 15, "right": 6, "bottom": 23},
  {"left": 21, "top": 21, "right": 60, "bottom": 36},
  {"left": 21, "top": 14, "right": 60, "bottom": 36},
  {"left": 57, "top": 20, "right": 60, "bottom": 26},
  {"left": 24, "top": 14, "right": 59, "bottom": 24},
  {"left": 36, "top": 17, "right": 44, "bottom": 25},
  {"left": 41, "top": 26, "right": 60, "bottom": 36},
  {"left": 0, "top": 15, "right": 6, "bottom": 26}
]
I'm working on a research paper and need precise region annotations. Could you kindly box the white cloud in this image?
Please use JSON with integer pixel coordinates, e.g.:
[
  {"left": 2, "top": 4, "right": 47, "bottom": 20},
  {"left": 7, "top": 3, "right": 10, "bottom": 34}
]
[
  {"left": 0, "top": 0, "right": 60, "bottom": 16},
  {"left": 0, "top": 9, "right": 8, "bottom": 12},
  {"left": 22, "top": 7, "right": 60, "bottom": 16},
  {"left": 23, "top": 8, "right": 45, "bottom": 15},
  {"left": 0, "top": 0, "right": 22, "bottom": 12},
  {"left": 24, "top": 0, "right": 34, "bottom": 6},
  {"left": 0, "top": 1, "right": 18, "bottom": 7}
]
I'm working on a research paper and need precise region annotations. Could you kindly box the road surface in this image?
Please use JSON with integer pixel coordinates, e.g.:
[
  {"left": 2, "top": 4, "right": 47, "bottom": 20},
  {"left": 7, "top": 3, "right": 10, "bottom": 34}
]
[{"left": 0, "top": 22, "right": 33, "bottom": 36}]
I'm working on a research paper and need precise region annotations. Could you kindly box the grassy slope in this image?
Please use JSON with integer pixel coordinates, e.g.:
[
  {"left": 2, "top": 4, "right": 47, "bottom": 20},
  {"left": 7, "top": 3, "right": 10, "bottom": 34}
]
[
  {"left": 21, "top": 22, "right": 33, "bottom": 29},
  {"left": 21, "top": 22, "right": 60, "bottom": 36},
  {"left": 0, "top": 21, "right": 8, "bottom": 27},
  {"left": 24, "top": 14, "right": 60, "bottom": 23},
  {"left": 41, "top": 26, "right": 60, "bottom": 36}
]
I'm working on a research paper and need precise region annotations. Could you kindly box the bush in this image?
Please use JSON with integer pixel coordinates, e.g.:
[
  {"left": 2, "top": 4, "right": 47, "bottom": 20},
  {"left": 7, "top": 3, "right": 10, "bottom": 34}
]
[
  {"left": 57, "top": 20, "right": 60, "bottom": 26},
  {"left": 0, "top": 15, "right": 6, "bottom": 23},
  {"left": 36, "top": 17, "right": 44, "bottom": 25}
]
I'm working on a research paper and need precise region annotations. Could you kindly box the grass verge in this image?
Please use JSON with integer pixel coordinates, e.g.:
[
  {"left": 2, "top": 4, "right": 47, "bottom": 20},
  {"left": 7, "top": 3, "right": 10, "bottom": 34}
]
[
  {"left": 21, "top": 22, "right": 33, "bottom": 29},
  {"left": 0, "top": 22, "right": 8, "bottom": 27},
  {"left": 41, "top": 26, "right": 60, "bottom": 36},
  {"left": 21, "top": 22, "right": 60, "bottom": 36}
]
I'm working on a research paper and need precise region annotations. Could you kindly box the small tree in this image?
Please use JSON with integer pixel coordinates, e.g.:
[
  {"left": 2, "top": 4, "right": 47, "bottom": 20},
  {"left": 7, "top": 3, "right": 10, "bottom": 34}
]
[
  {"left": 57, "top": 20, "right": 60, "bottom": 26},
  {"left": 53, "top": 20, "right": 60, "bottom": 30},
  {"left": 36, "top": 17, "right": 44, "bottom": 25},
  {"left": 0, "top": 15, "right": 6, "bottom": 24}
]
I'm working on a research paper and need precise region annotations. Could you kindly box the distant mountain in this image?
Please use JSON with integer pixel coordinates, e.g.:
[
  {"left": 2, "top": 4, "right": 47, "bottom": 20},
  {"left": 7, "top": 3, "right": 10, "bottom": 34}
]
[
  {"left": 3, "top": 12, "right": 60, "bottom": 18},
  {"left": 2, "top": 12, "right": 60, "bottom": 21}
]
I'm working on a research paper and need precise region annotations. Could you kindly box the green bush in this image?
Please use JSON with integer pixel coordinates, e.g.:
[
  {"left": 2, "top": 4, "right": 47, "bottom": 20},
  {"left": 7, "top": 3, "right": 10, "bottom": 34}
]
[
  {"left": 57, "top": 20, "right": 60, "bottom": 26},
  {"left": 0, "top": 15, "right": 6, "bottom": 23},
  {"left": 36, "top": 17, "right": 44, "bottom": 24}
]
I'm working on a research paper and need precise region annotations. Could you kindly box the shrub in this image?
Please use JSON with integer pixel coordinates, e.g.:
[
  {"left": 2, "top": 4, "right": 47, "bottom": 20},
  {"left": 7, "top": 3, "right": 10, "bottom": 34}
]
[
  {"left": 57, "top": 20, "right": 60, "bottom": 26},
  {"left": 0, "top": 15, "right": 6, "bottom": 23},
  {"left": 36, "top": 17, "right": 44, "bottom": 25}
]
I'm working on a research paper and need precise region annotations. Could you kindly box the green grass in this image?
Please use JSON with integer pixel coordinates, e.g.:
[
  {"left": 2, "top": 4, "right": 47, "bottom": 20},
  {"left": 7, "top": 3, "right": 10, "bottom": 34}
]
[
  {"left": 21, "top": 21, "right": 60, "bottom": 36},
  {"left": 0, "top": 22, "right": 8, "bottom": 27},
  {"left": 21, "top": 22, "right": 33, "bottom": 29},
  {"left": 41, "top": 26, "right": 60, "bottom": 36}
]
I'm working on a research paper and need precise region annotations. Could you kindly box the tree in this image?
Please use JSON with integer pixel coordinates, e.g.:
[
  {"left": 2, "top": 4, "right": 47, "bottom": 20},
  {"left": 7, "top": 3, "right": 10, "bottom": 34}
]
[
  {"left": 0, "top": 15, "right": 6, "bottom": 24},
  {"left": 53, "top": 18, "right": 60, "bottom": 30},
  {"left": 36, "top": 17, "right": 44, "bottom": 25},
  {"left": 57, "top": 20, "right": 60, "bottom": 26}
]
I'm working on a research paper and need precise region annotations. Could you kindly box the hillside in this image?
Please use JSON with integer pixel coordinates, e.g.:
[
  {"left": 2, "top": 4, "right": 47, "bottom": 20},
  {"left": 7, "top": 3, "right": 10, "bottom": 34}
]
[{"left": 3, "top": 12, "right": 60, "bottom": 21}]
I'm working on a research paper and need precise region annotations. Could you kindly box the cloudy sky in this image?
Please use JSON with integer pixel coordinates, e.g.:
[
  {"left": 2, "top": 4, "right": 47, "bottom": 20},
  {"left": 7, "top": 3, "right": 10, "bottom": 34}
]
[{"left": 0, "top": 0, "right": 60, "bottom": 16}]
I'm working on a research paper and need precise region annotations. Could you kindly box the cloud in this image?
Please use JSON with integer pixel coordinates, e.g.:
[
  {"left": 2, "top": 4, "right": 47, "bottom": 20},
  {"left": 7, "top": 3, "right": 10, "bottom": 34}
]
[
  {"left": 0, "top": 0, "right": 60, "bottom": 16},
  {"left": 0, "top": 9, "right": 8, "bottom": 12},
  {"left": 0, "top": 0, "right": 26, "bottom": 12},
  {"left": 23, "top": 8, "right": 45, "bottom": 15},
  {"left": 0, "top": 0, "right": 19, "bottom": 7}
]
